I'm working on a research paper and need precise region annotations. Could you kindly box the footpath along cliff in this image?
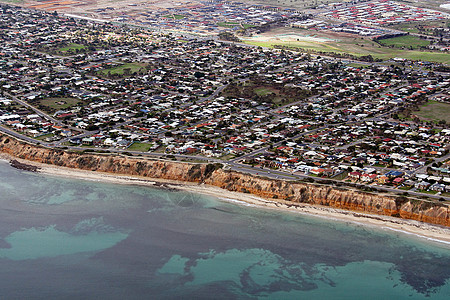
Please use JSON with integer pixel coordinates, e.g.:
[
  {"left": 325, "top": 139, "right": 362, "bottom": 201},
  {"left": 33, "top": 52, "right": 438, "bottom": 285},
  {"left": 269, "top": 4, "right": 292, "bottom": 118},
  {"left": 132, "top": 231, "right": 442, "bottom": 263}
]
[{"left": 0, "top": 134, "right": 449, "bottom": 227}]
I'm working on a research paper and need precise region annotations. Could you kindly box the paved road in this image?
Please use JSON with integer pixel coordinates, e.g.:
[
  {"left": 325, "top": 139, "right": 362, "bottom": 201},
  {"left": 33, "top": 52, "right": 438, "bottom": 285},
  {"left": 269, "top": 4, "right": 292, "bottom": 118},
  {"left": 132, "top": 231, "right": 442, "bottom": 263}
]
[
  {"left": 1, "top": 125, "right": 449, "bottom": 201},
  {"left": 4, "top": 92, "right": 85, "bottom": 133},
  {"left": 4, "top": 92, "right": 61, "bottom": 126},
  {"left": 0, "top": 53, "right": 447, "bottom": 202},
  {"left": 0, "top": 125, "right": 49, "bottom": 146}
]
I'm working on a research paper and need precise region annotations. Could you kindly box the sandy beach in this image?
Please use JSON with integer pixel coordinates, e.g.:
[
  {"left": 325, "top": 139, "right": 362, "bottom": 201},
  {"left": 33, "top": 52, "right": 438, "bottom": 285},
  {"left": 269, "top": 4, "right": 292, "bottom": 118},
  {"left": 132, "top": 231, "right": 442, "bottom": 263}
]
[{"left": 2, "top": 154, "right": 450, "bottom": 246}]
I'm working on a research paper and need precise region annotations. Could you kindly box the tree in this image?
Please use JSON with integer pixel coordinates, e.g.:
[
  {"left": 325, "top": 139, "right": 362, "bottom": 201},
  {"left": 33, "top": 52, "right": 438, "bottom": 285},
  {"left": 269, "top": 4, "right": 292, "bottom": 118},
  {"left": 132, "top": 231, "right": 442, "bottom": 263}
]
[
  {"left": 123, "top": 68, "right": 131, "bottom": 76},
  {"left": 194, "top": 71, "right": 204, "bottom": 79}
]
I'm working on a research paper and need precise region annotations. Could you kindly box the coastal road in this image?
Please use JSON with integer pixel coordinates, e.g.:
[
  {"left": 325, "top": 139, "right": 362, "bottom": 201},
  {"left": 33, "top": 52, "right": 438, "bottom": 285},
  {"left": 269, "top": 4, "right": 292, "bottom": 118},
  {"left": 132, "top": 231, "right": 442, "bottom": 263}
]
[
  {"left": 2, "top": 125, "right": 449, "bottom": 201},
  {"left": 226, "top": 160, "right": 450, "bottom": 201},
  {"left": 0, "top": 125, "right": 50, "bottom": 146},
  {"left": 4, "top": 92, "right": 85, "bottom": 133},
  {"left": 4, "top": 92, "right": 62, "bottom": 126}
]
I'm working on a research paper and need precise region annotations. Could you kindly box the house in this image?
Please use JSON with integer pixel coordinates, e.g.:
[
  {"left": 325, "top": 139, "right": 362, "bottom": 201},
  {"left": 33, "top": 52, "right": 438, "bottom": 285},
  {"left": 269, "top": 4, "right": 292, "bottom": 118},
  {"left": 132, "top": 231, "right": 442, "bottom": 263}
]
[
  {"left": 415, "top": 181, "right": 431, "bottom": 190},
  {"left": 349, "top": 171, "right": 362, "bottom": 180},
  {"left": 82, "top": 138, "right": 94, "bottom": 145},
  {"left": 377, "top": 176, "right": 390, "bottom": 184},
  {"left": 393, "top": 177, "right": 405, "bottom": 186},
  {"left": 429, "top": 183, "right": 447, "bottom": 192},
  {"left": 385, "top": 170, "right": 404, "bottom": 178},
  {"left": 361, "top": 173, "right": 377, "bottom": 183},
  {"left": 310, "top": 168, "right": 325, "bottom": 175}
]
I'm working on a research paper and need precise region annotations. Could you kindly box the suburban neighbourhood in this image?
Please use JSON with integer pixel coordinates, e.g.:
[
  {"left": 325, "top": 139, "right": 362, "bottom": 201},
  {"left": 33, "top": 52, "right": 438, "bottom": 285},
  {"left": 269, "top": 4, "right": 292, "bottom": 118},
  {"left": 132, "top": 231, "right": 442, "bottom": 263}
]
[{"left": 0, "top": 2, "right": 449, "bottom": 200}]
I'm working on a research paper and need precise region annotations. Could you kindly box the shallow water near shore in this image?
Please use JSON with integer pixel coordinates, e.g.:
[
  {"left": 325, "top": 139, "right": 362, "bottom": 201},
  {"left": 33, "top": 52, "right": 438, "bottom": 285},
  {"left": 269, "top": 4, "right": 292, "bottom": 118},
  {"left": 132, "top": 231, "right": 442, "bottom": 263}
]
[{"left": 0, "top": 160, "right": 450, "bottom": 299}]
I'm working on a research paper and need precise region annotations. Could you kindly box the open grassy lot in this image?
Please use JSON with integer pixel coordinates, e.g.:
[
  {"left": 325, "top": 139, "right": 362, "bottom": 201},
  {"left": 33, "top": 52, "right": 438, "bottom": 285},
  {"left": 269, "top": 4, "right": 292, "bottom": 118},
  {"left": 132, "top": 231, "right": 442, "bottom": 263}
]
[
  {"left": 254, "top": 87, "right": 277, "bottom": 96},
  {"left": 35, "top": 133, "right": 54, "bottom": 141},
  {"left": 128, "top": 142, "right": 153, "bottom": 152},
  {"left": 389, "top": 19, "right": 449, "bottom": 34},
  {"left": 58, "top": 43, "right": 87, "bottom": 55},
  {"left": 0, "top": 0, "right": 24, "bottom": 3},
  {"left": 377, "top": 35, "right": 431, "bottom": 49},
  {"left": 162, "top": 14, "right": 185, "bottom": 20},
  {"left": 98, "top": 62, "right": 147, "bottom": 76},
  {"left": 347, "top": 62, "right": 370, "bottom": 68},
  {"left": 217, "top": 22, "right": 254, "bottom": 29},
  {"left": 414, "top": 100, "right": 450, "bottom": 123},
  {"left": 243, "top": 34, "right": 450, "bottom": 64},
  {"left": 249, "top": 0, "right": 337, "bottom": 9},
  {"left": 38, "top": 97, "right": 83, "bottom": 112},
  {"left": 222, "top": 78, "right": 312, "bottom": 106}
]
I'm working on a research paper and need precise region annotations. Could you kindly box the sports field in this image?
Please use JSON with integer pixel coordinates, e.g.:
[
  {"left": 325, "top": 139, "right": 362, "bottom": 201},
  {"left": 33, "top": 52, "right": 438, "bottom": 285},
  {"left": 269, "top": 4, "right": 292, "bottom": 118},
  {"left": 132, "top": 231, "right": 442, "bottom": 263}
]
[
  {"left": 377, "top": 35, "right": 431, "bottom": 49},
  {"left": 414, "top": 100, "right": 450, "bottom": 123},
  {"left": 98, "top": 62, "right": 147, "bottom": 76},
  {"left": 242, "top": 28, "right": 450, "bottom": 64}
]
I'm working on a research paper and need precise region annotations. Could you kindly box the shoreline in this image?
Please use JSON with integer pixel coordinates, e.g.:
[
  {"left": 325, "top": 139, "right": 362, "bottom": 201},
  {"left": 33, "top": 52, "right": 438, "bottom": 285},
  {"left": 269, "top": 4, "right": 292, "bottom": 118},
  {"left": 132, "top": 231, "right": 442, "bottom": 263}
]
[{"left": 2, "top": 155, "right": 450, "bottom": 247}]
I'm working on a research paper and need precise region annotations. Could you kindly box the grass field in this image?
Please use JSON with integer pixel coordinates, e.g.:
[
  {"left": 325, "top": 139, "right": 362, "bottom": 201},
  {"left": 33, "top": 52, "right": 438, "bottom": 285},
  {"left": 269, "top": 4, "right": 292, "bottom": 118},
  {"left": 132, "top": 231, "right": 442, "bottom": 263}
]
[
  {"left": 58, "top": 43, "right": 87, "bottom": 54},
  {"left": 414, "top": 100, "right": 450, "bottom": 123},
  {"left": 35, "top": 133, "right": 54, "bottom": 141},
  {"left": 223, "top": 79, "right": 310, "bottom": 106},
  {"left": 254, "top": 87, "right": 276, "bottom": 96},
  {"left": 217, "top": 22, "right": 254, "bottom": 29},
  {"left": 252, "top": 0, "right": 337, "bottom": 9},
  {"left": 128, "top": 142, "right": 153, "bottom": 152},
  {"left": 243, "top": 38, "right": 450, "bottom": 64},
  {"left": 390, "top": 20, "right": 449, "bottom": 35},
  {"left": 39, "top": 97, "right": 83, "bottom": 111},
  {"left": 98, "top": 62, "right": 147, "bottom": 76},
  {"left": 377, "top": 35, "right": 431, "bottom": 49},
  {"left": 240, "top": 26, "right": 450, "bottom": 64},
  {"left": 347, "top": 63, "right": 370, "bottom": 68},
  {"left": 163, "top": 14, "right": 185, "bottom": 20}
]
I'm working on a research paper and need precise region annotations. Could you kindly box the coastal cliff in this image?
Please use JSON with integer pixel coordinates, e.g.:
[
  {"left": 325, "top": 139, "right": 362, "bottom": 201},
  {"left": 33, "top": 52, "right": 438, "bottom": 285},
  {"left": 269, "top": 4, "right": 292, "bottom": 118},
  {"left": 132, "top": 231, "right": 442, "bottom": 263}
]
[{"left": 1, "top": 134, "right": 449, "bottom": 227}]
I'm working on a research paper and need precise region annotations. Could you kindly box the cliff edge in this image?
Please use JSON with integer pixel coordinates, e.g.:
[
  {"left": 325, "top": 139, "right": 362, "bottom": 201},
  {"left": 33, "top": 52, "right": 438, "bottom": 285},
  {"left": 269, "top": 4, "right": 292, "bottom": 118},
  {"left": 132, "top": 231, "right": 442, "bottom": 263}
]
[{"left": 1, "top": 134, "right": 448, "bottom": 227}]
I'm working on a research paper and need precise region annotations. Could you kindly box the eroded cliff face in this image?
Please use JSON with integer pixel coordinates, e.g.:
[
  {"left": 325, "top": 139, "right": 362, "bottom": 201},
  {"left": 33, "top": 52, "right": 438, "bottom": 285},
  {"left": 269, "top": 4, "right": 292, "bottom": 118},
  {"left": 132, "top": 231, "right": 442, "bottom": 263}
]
[
  {"left": 1, "top": 134, "right": 449, "bottom": 227},
  {"left": 0, "top": 135, "right": 217, "bottom": 183},
  {"left": 205, "top": 169, "right": 450, "bottom": 227}
]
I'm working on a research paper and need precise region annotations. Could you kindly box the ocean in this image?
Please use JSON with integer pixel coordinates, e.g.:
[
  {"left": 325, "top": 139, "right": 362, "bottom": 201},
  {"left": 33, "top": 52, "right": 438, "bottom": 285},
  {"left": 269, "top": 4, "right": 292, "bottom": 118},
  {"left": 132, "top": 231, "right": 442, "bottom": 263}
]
[{"left": 0, "top": 160, "right": 449, "bottom": 299}]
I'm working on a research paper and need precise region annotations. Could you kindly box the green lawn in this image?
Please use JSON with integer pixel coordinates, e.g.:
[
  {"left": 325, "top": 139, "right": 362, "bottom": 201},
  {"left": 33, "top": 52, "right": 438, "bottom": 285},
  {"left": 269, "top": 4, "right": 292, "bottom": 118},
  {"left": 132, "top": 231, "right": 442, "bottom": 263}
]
[
  {"left": 243, "top": 37, "right": 450, "bottom": 64},
  {"left": 347, "top": 63, "right": 369, "bottom": 68},
  {"left": 217, "top": 22, "right": 255, "bottom": 29},
  {"left": 414, "top": 100, "right": 450, "bottom": 123},
  {"left": 98, "top": 62, "right": 147, "bottom": 76},
  {"left": 39, "top": 97, "right": 82, "bottom": 111},
  {"left": 254, "top": 87, "right": 276, "bottom": 96},
  {"left": 35, "top": 133, "right": 54, "bottom": 141},
  {"left": 59, "top": 43, "right": 87, "bottom": 54},
  {"left": 1, "top": 0, "right": 23, "bottom": 3},
  {"left": 219, "top": 154, "right": 236, "bottom": 160},
  {"left": 390, "top": 20, "right": 450, "bottom": 35},
  {"left": 377, "top": 35, "right": 431, "bottom": 49},
  {"left": 128, "top": 142, "right": 153, "bottom": 152},
  {"left": 417, "top": 189, "right": 438, "bottom": 195},
  {"left": 222, "top": 79, "right": 310, "bottom": 106},
  {"left": 163, "top": 14, "right": 185, "bottom": 20},
  {"left": 399, "top": 186, "right": 412, "bottom": 191}
]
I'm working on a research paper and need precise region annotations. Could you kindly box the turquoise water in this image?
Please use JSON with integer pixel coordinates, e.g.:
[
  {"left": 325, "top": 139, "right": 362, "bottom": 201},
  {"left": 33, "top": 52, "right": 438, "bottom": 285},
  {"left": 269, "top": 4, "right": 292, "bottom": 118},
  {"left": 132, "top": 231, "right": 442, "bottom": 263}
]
[{"left": 0, "top": 160, "right": 449, "bottom": 299}]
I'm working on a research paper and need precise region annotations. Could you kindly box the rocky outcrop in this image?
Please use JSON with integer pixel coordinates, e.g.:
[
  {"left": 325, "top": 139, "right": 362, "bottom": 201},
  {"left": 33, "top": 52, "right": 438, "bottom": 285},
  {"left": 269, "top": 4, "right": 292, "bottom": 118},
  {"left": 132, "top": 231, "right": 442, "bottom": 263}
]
[
  {"left": 1, "top": 134, "right": 449, "bottom": 227},
  {"left": 10, "top": 159, "right": 39, "bottom": 172}
]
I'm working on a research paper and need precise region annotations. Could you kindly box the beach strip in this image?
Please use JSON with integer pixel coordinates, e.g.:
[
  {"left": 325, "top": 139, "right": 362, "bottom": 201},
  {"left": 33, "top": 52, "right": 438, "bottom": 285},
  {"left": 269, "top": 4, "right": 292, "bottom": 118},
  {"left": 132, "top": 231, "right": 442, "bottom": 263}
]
[{"left": 2, "top": 154, "right": 450, "bottom": 246}]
